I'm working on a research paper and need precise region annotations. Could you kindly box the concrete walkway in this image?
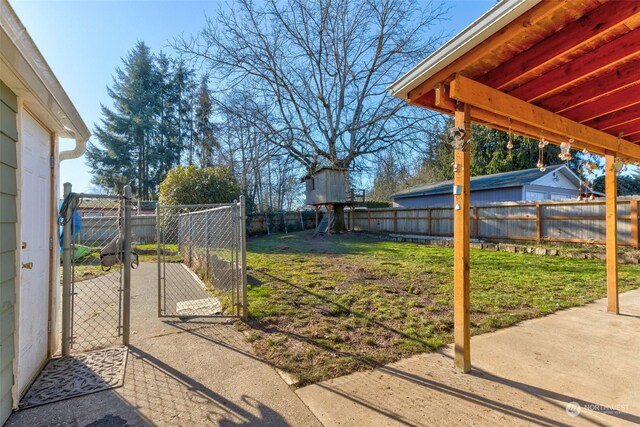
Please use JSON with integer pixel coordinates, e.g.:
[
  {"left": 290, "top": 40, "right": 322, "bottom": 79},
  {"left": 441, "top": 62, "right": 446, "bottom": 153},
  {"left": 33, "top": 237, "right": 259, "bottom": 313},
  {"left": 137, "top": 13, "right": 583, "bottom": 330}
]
[
  {"left": 7, "top": 263, "right": 320, "bottom": 427},
  {"left": 296, "top": 289, "right": 640, "bottom": 426}
]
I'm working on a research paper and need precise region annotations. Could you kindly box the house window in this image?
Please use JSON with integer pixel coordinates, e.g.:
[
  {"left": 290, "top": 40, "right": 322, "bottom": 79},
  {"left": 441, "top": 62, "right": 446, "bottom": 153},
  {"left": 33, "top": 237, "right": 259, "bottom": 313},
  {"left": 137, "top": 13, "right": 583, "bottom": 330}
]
[{"left": 525, "top": 190, "right": 547, "bottom": 201}]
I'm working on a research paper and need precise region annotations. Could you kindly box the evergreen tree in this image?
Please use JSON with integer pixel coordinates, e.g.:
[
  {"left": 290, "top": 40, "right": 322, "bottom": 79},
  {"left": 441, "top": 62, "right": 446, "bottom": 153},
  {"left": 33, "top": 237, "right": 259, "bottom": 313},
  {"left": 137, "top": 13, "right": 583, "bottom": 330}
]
[
  {"left": 173, "top": 62, "right": 197, "bottom": 166},
  {"left": 195, "top": 77, "right": 218, "bottom": 167},
  {"left": 408, "top": 121, "right": 584, "bottom": 186},
  {"left": 86, "top": 42, "right": 185, "bottom": 199}
]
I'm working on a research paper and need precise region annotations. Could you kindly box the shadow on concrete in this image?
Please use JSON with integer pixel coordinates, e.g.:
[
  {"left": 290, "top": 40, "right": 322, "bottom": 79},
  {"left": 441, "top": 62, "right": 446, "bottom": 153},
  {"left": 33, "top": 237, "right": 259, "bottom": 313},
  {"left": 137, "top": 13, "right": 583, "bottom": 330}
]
[
  {"left": 164, "top": 313, "right": 619, "bottom": 426},
  {"left": 125, "top": 345, "right": 292, "bottom": 426}
]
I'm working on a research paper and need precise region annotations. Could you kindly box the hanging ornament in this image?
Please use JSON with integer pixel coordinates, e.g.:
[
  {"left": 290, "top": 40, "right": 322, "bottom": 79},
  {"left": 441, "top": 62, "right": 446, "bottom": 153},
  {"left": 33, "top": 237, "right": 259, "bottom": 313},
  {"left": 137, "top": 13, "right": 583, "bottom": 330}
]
[
  {"left": 537, "top": 134, "right": 547, "bottom": 171},
  {"left": 614, "top": 158, "right": 624, "bottom": 173},
  {"left": 559, "top": 139, "right": 573, "bottom": 161},
  {"left": 506, "top": 119, "right": 514, "bottom": 151},
  {"left": 582, "top": 147, "right": 589, "bottom": 155}
]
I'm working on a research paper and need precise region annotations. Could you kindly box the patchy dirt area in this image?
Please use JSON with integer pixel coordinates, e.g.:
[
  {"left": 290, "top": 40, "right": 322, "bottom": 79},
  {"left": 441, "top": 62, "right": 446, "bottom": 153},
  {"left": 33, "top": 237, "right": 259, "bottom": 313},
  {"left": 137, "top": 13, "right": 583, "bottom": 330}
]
[{"left": 239, "top": 231, "right": 640, "bottom": 386}]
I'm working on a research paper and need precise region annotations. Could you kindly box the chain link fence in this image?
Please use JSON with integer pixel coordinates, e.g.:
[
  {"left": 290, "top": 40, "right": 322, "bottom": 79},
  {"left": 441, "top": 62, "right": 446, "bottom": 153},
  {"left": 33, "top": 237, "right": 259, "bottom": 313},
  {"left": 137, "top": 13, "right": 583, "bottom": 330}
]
[
  {"left": 157, "top": 201, "right": 247, "bottom": 319},
  {"left": 61, "top": 187, "right": 132, "bottom": 354}
]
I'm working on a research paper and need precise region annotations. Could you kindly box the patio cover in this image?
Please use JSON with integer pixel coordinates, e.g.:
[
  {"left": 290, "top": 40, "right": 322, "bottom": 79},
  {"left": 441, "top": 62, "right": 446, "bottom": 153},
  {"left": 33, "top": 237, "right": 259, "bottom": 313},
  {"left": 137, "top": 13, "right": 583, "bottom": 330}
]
[{"left": 389, "top": 0, "right": 640, "bottom": 372}]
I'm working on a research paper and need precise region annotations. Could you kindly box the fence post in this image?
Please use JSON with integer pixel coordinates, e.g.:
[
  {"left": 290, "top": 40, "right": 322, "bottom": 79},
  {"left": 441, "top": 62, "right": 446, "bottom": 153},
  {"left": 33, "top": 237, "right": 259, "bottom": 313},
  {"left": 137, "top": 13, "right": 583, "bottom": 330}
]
[
  {"left": 265, "top": 212, "right": 270, "bottom": 235},
  {"left": 156, "top": 204, "right": 162, "bottom": 317},
  {"left": 122, "top": 185, "right": 132, "bottom": 346},
  {"left": 240, "top": 196, "right": 248, "bottom": 320},
  {"left": 473, "top": 207, "right": 479, "bottom": 238},
  {"left": 189, "top": 213, "right": 193, "bottom": 266},
  {"left": 393, "top": 210, "right": 398, "bottom": 233},
  {"left": 206, "top": 211, "right": 210, "bottom": 281},
  {"left": 631, "top": 199, "right": 639, "bottom": 249},
  {"left": 61, "top": 183, "right": 72, "bottom": 357},
  {"left": 535, "top": 203, "right": 543, "bottom": 243},
  {"left": 283, "top": 212, "right": 288, "bottom": 233}
]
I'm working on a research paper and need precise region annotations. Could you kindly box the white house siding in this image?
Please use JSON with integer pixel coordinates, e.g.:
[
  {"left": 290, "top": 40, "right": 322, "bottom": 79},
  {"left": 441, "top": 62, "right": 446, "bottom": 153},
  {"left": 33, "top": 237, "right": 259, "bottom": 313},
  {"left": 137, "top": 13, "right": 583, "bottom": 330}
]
[
  {"left": 0, "top": 80, "right": 17, "bottom": 425},
  {"left": 523, "top": 184, "right": 579, "bottom": 201}
]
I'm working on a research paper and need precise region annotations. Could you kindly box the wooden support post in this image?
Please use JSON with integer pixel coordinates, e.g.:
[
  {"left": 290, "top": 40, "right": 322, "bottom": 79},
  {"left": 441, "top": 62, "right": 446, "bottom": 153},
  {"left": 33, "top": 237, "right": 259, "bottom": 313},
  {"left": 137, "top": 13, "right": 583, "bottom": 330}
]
[
  {"left": 605, "top": 152, "right": 619, "bottom": 314},
  {"left": 535, "top": 203, "right": 543, "bottom": 243},
  {"left": 453, "top": 102, "right": 471, "bottom": 372},
  {"left": 315, "top": 206, "right": 319, "bottom": 228},
  {"left": 631, "top": 200, "right": 639, "bottom": 249}
]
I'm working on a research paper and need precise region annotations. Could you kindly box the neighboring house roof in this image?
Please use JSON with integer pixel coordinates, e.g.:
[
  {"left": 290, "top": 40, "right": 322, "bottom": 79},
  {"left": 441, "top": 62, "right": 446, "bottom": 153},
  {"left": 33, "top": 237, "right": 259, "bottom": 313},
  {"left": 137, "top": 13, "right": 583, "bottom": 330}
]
[
  {"left": 392, "top": 165, "right": 599, "bottom": 199},
  {"left": 0, "top": 0, "right": 90, "bottom": 160}
]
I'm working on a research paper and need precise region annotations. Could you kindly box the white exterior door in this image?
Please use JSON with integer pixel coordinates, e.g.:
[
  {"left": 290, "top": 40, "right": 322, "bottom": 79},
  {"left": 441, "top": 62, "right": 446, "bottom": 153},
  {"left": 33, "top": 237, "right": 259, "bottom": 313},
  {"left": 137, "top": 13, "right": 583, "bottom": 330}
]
[{"left": 17, "top": 112, "right": 51, "bottom": 395}]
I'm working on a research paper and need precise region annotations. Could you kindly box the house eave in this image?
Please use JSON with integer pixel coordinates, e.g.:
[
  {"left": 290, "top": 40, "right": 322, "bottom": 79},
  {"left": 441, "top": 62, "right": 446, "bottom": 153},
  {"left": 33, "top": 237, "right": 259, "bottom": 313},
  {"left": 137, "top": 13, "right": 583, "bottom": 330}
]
[{"left": 0, "top": 1, "right": 90, "bottom": 158}]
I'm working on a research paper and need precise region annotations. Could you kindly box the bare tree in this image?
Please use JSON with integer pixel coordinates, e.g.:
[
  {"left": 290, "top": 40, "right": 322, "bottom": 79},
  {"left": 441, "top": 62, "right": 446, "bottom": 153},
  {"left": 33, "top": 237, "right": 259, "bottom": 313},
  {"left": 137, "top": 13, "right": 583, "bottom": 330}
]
[{"left": 177, "top": 0, "right": 445, "bottom": 230}]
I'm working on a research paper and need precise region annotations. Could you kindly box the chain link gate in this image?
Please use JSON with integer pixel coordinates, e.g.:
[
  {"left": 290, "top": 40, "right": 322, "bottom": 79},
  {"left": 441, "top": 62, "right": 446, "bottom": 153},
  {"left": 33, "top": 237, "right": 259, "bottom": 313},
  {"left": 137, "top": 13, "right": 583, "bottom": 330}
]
[
  {"left": 60, "top": 184, "right": 132, "bottom": 355},
  {"left": 156, "top": 197, "right": 247, "bottom": 319}
]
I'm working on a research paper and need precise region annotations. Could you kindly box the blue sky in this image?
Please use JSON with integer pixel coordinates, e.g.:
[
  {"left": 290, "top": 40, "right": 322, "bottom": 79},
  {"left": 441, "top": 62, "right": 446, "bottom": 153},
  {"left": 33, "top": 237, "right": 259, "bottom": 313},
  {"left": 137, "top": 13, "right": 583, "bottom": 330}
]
[{"left": 11, "top": 0, "right": 496, "bottom": 193}]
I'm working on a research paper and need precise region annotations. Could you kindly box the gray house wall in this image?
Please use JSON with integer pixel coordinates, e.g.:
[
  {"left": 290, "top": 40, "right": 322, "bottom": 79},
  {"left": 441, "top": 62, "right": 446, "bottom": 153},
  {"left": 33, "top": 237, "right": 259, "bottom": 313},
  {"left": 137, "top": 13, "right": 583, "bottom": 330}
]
[
  {"left": 0, "top": 80, "right": 17, "bottom": 424},
  {"left": 394, "top": 186, "right": 523, "bottom": 208}
]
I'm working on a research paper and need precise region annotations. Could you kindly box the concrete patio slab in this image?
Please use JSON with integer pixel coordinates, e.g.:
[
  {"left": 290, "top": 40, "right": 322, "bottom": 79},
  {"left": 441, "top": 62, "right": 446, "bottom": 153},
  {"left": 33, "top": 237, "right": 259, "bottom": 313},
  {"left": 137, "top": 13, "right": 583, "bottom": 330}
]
[
  {"left": 296, "top": 288, "right": 640, "bottom": 426},
  {"left": 7, "top": 263, "right": 320, "bottom": 427}
]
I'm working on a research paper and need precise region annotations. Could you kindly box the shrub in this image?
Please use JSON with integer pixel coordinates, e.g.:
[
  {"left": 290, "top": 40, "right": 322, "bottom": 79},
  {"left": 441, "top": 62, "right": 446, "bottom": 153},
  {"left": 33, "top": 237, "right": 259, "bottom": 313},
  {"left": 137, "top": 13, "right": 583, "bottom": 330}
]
[{"left": 158, "top": 165, "right": 241, "bottom": 205}]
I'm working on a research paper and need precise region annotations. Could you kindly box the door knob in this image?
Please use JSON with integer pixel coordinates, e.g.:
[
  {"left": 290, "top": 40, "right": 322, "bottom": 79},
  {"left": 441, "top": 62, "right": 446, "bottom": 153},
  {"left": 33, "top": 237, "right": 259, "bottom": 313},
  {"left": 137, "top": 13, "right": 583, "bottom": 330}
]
[{"left": 22, "top": 262, "right": 33, "bottom": 269}]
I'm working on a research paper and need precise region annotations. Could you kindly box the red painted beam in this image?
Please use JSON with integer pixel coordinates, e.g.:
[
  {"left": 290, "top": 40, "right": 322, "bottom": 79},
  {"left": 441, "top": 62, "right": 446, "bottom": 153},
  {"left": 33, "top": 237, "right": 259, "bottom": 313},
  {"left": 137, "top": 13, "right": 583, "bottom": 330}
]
[
  {"left": 508, "top": 30, "right": 640, "bottom": 103},
  {"left": 538, "top": 58, "right": 640, "bottom": 113},
  {"left": 561, "top": 83, "right": 640, "bottom": 123},
  {"left": 480, "top": 1, "right": 640, "bottom": 90},
  {"left": 584, "top": 102, "right": 640, "bottom": 130}
]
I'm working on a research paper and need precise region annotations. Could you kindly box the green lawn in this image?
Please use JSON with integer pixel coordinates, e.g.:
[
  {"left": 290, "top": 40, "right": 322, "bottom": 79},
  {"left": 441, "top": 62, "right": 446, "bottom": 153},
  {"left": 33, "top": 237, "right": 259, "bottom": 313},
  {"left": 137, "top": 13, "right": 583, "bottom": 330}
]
[{"left": 241, "top": 231, "right": 640, "bottom": 386}]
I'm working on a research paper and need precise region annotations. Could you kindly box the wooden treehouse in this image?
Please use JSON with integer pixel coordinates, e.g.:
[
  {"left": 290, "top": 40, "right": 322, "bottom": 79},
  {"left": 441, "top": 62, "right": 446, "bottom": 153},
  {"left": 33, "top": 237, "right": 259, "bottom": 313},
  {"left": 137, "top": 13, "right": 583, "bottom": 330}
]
[{"left": 303, "top": 167, "right": 365, "bottom": 232}]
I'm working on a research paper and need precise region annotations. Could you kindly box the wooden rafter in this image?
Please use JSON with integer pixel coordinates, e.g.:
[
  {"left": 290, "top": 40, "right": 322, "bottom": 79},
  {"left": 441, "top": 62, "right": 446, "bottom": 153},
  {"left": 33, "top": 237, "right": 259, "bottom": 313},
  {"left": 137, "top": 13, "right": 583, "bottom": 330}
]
[
  {"left": 584, "top": 102, "right": 640, "bottom": 130},
  {"left": 406, "top": 1, "right": 566, "bottom": 102},
  {"left": 448, "top": 74, "right": 640, "bottom": 161},
  {"left": 562, "top": 83, "right": 640, "bottom": 123},
  {"left": 537, "top": 58, "right": 640, "bottom": 113},
  {"left": 508, "top": 30, "right": 640, "bottom": 103},
  {"left": 604, "top": 118, "right": 640, "bottom": 140},
  {"left": 479, "top": 1, "right": 640, "bottom": 90}
]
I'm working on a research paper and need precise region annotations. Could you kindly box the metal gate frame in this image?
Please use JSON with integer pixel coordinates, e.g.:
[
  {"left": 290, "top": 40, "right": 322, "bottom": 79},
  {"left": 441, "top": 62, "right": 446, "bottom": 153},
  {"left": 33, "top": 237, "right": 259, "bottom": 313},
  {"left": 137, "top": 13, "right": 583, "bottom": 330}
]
[
  {"left": 60, "top": 184, "right": 131, "bottom": 355},
  {"left": 156, "top": 196, "right": 247, "bottom": 320}
]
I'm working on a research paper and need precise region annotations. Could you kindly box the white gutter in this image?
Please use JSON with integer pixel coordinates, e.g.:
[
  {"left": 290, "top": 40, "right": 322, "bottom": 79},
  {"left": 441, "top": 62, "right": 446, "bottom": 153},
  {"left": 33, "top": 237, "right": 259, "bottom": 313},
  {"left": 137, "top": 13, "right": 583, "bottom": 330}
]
[
  {"left": 387, "top": 0, "right": 541, "bottom": 100},
  {"left": 1, "top": 0, "right": 90, "bottom": 161}
]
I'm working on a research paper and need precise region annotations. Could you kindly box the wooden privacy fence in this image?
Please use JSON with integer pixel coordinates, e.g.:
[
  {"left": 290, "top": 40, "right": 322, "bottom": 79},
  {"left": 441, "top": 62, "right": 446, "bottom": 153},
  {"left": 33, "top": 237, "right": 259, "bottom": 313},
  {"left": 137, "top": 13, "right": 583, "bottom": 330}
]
[
  {"left": 79, "top": 215, "right": 157, "bottom": 245},
  {"left": 348, "top": 197, "right": 640, "bottom": 248},
  {"left": 79, "top": 210, "right": 320, "bottom": 246}
]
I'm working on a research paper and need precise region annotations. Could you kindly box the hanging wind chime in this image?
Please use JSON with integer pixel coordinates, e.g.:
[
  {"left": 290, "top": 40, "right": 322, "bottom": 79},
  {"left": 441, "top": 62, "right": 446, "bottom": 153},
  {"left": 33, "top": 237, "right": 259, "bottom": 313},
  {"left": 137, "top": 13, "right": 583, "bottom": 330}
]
[
  {"left": 537, "top": 134, "right": 548, "bottom": 172},
  {"left": 506, "top": 119, "right": 514, "bottom": 155}
]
